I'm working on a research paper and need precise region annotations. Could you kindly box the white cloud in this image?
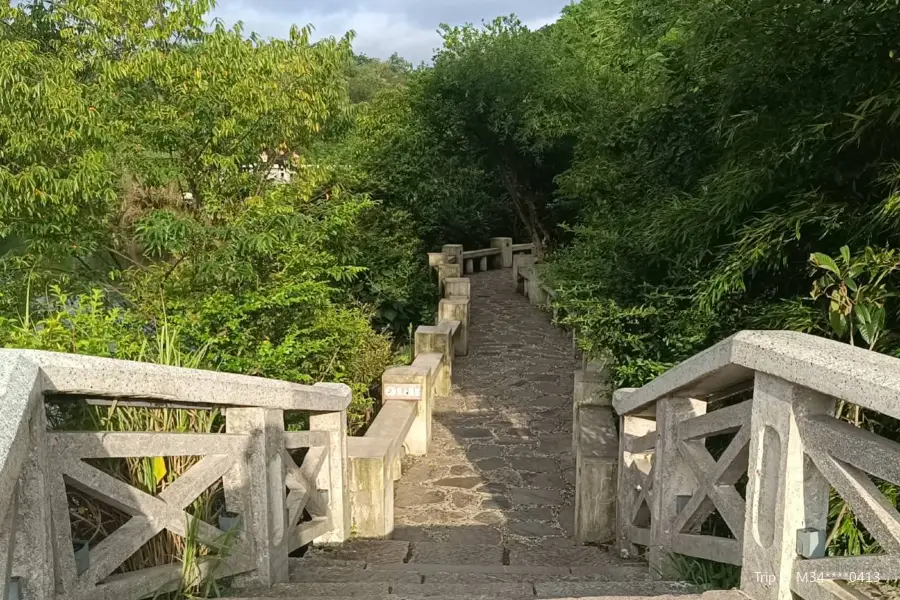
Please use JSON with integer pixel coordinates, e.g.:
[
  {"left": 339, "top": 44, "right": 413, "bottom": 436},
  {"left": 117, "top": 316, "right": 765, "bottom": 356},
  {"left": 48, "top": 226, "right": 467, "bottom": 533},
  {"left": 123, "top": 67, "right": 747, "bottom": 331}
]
[{"left": 210, "top": 0, "right": 568, "bottom": 63}]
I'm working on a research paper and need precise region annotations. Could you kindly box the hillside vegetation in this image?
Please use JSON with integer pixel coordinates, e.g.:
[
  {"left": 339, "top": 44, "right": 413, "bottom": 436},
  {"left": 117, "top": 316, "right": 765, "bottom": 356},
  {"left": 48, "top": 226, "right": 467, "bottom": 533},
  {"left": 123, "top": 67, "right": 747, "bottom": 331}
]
[{"left": 4, "top": 0, "right": 900, "bottom": 574}]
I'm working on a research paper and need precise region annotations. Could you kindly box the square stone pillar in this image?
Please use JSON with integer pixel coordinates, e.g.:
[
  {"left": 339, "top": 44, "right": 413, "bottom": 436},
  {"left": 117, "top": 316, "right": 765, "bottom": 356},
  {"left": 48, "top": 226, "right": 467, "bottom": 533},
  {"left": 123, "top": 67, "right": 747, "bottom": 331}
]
[
  {"left": 616, "top": 406, "right": 656, "bottom": 558},
  {"left": 573, "top": 359, "right": 617, "bottom": 546},
  {"left": 740, "top": 374, "right": 833, "bottom": 600},
  {"left": 437, "top": 264, "right": 462, "bottom": 299},
  {"left": 491, "top": 237, "right": 513, "bottom": 268},
  {"left": 348, "top": 441, "right": 393, "bottom": 538},
  {"left": 575, "top": 405, "right": 618, "bottom": 545},
  {"left": 13, "top": 396, "right": 55, "bottom": 600},
  {"left": 309, "top": 386, "right": 351, "bottom": 545},
  {"left": 383, "top": 366, "right": 432, "bottom": 456},
  {"left": 225, "top": 407, "right": 290, "bottom": 584},
  {"left": 442, "top": 244, "right": 463, "bottom": 267},
  {"left": 439, "top": 298, "right": 469, "bottom": 356},
  {"left": 415, "top": 325, "right": 454, "bottom": 391},
  {"left": 513, "top": 254, "right": 536, "bottom": 290},
  {"left": 443, "top": 277, "right": 470, "bottom": 300},
  {"left": 649, "top": 397, "right": 707, "bottom": 578},
  {"left": 573, "top": 359, "right": 612, "bottom": 449}
]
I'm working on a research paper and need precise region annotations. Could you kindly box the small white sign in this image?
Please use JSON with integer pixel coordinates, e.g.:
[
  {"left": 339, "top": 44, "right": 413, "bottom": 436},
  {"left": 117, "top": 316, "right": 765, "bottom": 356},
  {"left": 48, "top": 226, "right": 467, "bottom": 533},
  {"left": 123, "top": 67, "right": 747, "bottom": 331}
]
[{"left": 384, "top": 384, "right": 422, "bottom": 400}]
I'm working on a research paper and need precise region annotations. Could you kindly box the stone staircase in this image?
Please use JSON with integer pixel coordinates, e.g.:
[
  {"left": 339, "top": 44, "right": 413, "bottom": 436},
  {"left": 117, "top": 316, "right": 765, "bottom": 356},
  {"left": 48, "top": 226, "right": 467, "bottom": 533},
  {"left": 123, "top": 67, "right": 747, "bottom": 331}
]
[{"left": 229, "top": 539, "right": 737, "bottom": 600}]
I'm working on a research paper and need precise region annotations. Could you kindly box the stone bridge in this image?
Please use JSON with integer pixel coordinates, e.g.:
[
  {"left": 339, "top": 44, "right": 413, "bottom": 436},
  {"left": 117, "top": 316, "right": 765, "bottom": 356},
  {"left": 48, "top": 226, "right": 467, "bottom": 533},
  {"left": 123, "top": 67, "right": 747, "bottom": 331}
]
[{"left": 0, "top": 239, "right": 897, "bottom": 600}]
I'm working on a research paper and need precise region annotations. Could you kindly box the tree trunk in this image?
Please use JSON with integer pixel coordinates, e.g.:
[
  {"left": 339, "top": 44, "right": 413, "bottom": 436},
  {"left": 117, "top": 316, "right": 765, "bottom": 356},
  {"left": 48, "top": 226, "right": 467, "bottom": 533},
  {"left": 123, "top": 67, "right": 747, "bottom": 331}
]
[{"left": 497, "top": 164, "right": 549, "bottom": 258}]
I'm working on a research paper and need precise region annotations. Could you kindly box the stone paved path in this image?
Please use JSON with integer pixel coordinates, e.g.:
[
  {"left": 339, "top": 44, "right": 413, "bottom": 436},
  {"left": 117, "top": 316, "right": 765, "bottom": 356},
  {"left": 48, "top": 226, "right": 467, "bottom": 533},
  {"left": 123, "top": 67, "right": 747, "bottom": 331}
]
[{"left": 394, "top": 267, "right": 581, "bottom": 549}]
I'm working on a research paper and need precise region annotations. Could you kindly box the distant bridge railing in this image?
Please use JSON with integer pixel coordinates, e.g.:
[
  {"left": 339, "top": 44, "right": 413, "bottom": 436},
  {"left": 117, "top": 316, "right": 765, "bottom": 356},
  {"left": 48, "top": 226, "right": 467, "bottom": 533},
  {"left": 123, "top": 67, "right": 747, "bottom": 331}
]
[
  {"left": 614, "top": 331, "right": 900, "bottom": 600},
  {"left": 0, "top": 351, "right": 352, "bottom": 600}
]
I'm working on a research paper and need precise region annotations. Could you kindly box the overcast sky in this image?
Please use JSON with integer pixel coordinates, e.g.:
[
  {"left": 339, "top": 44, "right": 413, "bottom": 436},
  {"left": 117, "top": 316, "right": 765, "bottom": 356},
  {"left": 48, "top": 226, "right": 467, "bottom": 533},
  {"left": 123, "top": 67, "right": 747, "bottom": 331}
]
[{"left": 210, "top": 0, "right": 571, "bottom": 64}]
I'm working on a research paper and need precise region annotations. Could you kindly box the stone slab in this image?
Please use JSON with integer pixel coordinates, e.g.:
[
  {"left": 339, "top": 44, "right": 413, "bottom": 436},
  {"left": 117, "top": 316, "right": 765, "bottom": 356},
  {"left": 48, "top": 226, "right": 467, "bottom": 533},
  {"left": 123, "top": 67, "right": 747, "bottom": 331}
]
[
  {"left": 395, "top": 488, "right": 446, "bottom": 508},
  {"left": 310, "top": 540, "right": 410, "bottom": 564},
  {"left": 507, "top": 456, "right": 559, "bottom": 472},
  {"left": 289, "top": 567, "right": 422, "bottom": 583},
  {"left": 534, "top": 580, "right": 697, "bottom": 598},
  {"left": 510, "top": 487, "right": 563, "bottom": 506},
  {"left": 392, "top": 583, "right": 535, "bottom": 597},
  {"left": 508, "top": 544, "right": 625, "bottom": 567},
  {"left": 408, "top": 542, "right": 504, "bottom": 565},
  {"left": 433, "top": 476, "right": 483, "bottom": 489},
  {"left": 368, "top": 563, "right": 566, "bottom": 575},
  {"left": 508, "top": 521, "right": 561, "bottom": 537},
  {"left": 421, "top": 570, "right": 650, "bottom": 584},
  {"left": 290, "top": 557, "right": 366, "bottom": 570},
  {"left": 249, "top": 581, "right": 390, "bottom": 596}
]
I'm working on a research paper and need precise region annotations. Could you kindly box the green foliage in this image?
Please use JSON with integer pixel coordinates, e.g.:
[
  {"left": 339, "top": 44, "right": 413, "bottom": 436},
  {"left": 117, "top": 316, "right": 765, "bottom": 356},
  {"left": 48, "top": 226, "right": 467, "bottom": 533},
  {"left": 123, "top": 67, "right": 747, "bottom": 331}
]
[
  {"left": 348, "top": 53, "right": 413, "bottom": 104},
  {"left": 322, "top": 81, "right": 505, "bottom": 250},
  {"left": 666, "top": 555, "right": 741, "bottom": 591},
  {"left": 0, "top": 0, "right": 430, "bottom": 434},
  {"left": 810, "top": 246, "right": 900, "bottom": 349}
]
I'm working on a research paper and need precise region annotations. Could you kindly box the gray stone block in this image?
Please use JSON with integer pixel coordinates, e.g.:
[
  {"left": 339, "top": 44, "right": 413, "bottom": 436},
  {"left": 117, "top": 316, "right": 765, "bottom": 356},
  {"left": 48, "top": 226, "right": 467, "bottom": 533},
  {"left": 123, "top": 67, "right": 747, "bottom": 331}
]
[
  {"left": 408, "top": 543, "right": 504, "bottom": 565},
  {"left": 310, "top": 539, "right": 410, "bottom": 564},
  {"left": 534, "top": 580, "right": 697, "bottom": 598},
  {"left": 289, "top": 566, "right": 422, "bottom": 583},
  {"left": 393, "top": 583, "right": 534, "bottom": 597}
]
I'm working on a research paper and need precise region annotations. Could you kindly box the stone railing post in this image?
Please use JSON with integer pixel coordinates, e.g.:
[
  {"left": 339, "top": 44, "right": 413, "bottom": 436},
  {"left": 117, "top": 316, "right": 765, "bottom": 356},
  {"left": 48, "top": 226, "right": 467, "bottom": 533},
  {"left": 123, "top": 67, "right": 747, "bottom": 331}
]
[
  {"left": 615, "top": 395, "right": 656, "bottom": 559},
  {"left": 310, "top": 382, "right": 351, "bottom": 545},
  {"left": 649, "top": 396, "right": 706, "bottom": 578},
  {"left": 740, "top": 374, "right": 833, "bottom": 600},
  {"left": 464, "top": 258, "right": 474, "bottom": 274},
  {"left": 491, "top": 237, "right": 513, "bottom": 268},
  {"left": 415, "top": 325, "right": 453, "bottom": 396},
  {"left": 17, "top": 410, "right": 54, "bottom": 599},
  {"left": 573, "top": 359, "right": 617, "bottom": 545},
  {"left": 437, "top": 264, "right": 462, "bottom": 299},
  {"left": 427, "top": 253, "right": 447, "bottom": 268},
  {"left": 443, "top": 277, "right": 470, "bottom": 300},
  {"left": 442, "top": 244, "right": 463, "bottom": 268},
  {"left": 348, "top": 440, "right": 393, "bottom": 539},
  {"left": 529, "top": 265, "right": 544, "bottom": 306},
  {"left": 225, "top": 407, "right": 290, "bottom": 585},
  {"left": 513, "top": 254, "right": 536, "bottom": 291},
  {"left": 383, "top": 366, "right": 431, "bottom": 456},
  {"left": 439, "top": 298, "right": 469, "bottom": 356},
  {"left": 6, "top": 393, "right": 54, "bottom": 600}
]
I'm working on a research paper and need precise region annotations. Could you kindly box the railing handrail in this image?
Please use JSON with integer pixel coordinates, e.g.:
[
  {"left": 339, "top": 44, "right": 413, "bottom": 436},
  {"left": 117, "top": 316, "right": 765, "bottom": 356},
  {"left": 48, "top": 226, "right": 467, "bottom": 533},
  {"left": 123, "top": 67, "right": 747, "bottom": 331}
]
[
  {"left": 0, "top": 349, "right": 352, "bottom": 412},
  {"left": 613, "top": 329, "right": 900, "bottom": 422},
  {"left": 462, "top": 248, "right": 502, "bottom": 259},
  {"left": 1, "top": 349, "right": 353, "bottom": 598},
  {"left": 0, "top": 355, "right": 41, "bottom": 535}
]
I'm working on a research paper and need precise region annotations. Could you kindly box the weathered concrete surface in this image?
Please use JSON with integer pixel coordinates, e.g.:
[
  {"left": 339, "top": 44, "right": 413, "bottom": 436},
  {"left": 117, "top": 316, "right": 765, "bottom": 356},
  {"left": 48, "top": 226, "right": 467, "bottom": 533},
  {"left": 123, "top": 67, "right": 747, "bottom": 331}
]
[
  {"left": 393, "top": 268, "right": 587, "bottom": 551},
  {"left": 612, "top": 329, "right": 900, "bottom": 421}
]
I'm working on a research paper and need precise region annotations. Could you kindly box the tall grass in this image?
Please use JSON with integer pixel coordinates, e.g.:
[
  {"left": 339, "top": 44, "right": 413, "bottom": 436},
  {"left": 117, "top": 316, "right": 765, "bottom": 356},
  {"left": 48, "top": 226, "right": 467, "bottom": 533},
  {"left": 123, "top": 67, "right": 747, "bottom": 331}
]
[
  {"left": 58, "top": 321, "right": 228, "bottom": 586},
  {"left": 666, "top": 555, "right": 741, "bottom": 590}
]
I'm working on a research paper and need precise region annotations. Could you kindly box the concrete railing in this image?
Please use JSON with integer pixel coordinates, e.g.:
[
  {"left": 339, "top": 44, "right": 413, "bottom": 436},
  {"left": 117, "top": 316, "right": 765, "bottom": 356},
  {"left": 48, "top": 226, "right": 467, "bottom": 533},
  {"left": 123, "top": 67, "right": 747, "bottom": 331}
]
[
  {"left": 348, "top": 249, "right": 475, "bottom": 538},
  {"left": 350, "top": 239, "right": 539, "bottom": 538},
  {"left": 613, "top": 330, "right": 900, "bottom": 600},
  {"left": 512, "top": 254, "right": 560, "bottom": 317},
  {"left": 0, "top": 350, "right": 353, "bottom": 600},
  {"left": 429, "top": 239, "right": 535, "bottom": 279}
]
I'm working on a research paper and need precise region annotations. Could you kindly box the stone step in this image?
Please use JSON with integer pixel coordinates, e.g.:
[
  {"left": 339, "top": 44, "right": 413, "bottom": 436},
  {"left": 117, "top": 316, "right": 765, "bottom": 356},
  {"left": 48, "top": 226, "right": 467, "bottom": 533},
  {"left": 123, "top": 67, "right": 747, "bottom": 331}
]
[
  {"left": 287, "top": 562, "right": 652, "bottom": 584},
  {"left": 231, "top": 597, "right": 526, "bottom": 600},
  {"left": 231, "top": 590, "right": 738, "bottom": 600},
  {"left": 230, "top": 580, "right": 699, "bottom": 598},
  {"left": 301, "top": 539, "right": 642, "bottom": 570},
  {"left": 533, "top": 581, "right": 698, "bottom": 598}
]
